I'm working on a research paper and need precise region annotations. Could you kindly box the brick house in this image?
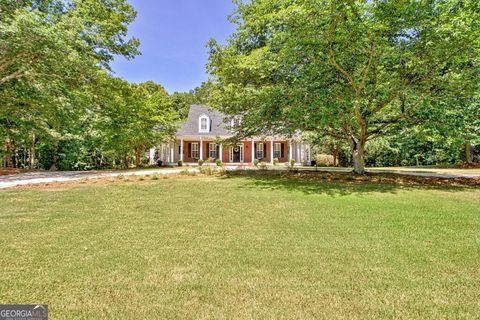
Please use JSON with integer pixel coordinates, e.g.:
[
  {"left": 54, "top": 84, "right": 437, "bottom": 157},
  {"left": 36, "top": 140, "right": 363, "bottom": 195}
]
[{"left": 150, "top": 105, "right": 311, "bottom": 165}]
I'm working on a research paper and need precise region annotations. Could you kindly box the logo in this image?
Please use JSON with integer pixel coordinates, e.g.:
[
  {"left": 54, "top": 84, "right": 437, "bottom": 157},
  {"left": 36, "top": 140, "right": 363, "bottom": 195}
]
[{"left": 0, "top": 305, "right": 48, "bottom": 320}]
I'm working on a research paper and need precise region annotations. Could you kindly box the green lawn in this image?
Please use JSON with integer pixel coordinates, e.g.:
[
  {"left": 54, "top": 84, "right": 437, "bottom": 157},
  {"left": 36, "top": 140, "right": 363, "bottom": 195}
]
[{"left": 0, "top": 174, "right": 479, "bottom": 319}]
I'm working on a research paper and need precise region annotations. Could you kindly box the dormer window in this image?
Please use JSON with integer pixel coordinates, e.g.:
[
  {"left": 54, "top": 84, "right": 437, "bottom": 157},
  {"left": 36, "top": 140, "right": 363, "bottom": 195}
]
[
  {"left": 231, "top": 116, "right": 242, "bottom": 128},
  {"left": 199, "top": 115, "right": 210, "bottom": 133}
]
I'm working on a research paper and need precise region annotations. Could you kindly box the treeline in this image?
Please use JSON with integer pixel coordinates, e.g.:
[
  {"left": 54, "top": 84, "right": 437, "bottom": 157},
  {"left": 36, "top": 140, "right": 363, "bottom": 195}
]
[{"left": 0, "top": 0, "right": 192, "bottom": 170}]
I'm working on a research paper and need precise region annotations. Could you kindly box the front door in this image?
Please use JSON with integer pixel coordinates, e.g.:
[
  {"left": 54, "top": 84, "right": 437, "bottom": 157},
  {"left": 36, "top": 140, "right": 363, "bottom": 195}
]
[{"left": 229, "top": 144, "right": 244, "bottom": 163}]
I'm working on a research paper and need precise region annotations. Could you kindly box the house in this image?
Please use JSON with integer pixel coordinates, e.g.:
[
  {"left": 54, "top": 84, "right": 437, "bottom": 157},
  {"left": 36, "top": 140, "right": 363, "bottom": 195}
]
[{"left": 150, "top": 105, "right": 311, "bottom": 165}]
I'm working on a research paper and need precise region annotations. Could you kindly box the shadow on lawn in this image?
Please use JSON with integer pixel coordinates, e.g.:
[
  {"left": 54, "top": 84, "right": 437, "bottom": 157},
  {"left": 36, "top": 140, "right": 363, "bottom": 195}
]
[{"left": 219, "top": 170, "right": 477, "bottom": 197}]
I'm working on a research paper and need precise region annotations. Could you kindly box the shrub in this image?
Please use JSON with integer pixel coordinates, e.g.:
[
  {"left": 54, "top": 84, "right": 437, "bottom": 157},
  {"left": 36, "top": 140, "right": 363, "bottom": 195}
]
[
  {"left": 157, "top": 160, "right": 163, "bottom": 167},
  {"left": 216, "top": 159, "right": 223, "bottom": 167},
  {"left": 200, "top": 166, "right": 215, "bottom": 176},
  {"left": 253, "top": 159, "right": 260, "bottom": 167},
  {"left": 151, "top": 173, "right": 159, "bottom": 180},
  {"left": 315, "top": 154, "right": 335, "bottom": 166},
  {"left": 198, "top": 159, "right": 204, "bottom": 166},
  {"left": 259, "top": 162, "right": 267, "bottom": 170},
  {"left": 177, "top": 160, "right": 183, "bottom": 167},
  {"left": 273, "top": 158, "right": 279, "bottom": 165},
  {"left": 290, "top": 159, "right": 296, "bottom": 167},
  {"left": 137, "top": 175, "right": 145, "bottom": 181}
]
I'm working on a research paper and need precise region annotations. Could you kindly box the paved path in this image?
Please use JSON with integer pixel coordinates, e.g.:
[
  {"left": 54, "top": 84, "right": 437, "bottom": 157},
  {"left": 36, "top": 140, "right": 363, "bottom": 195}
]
[{"left": 0, "top": 167, "right": 478, "bottom": 189}]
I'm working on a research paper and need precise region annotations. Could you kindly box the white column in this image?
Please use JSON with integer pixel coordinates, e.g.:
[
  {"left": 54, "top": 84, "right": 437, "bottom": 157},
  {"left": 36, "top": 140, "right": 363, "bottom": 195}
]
[
  {"left": 219, "top": 144, "right": 223, "bottom": 162},
  {"left": 199, "top": 138, "right": 203, "bottom": 160},
  {"left": 149, "top": 148, "right": 155, "bottom": 165},
  {"left": 270, "top": 139, "right": 274, "bottom": 164},
  {"left": 297, "top": 143, "right": 301, "bottom": 163},
  {"left": 308, "top": 144, "right": 312, "bottom": 162},
  {"left": 288, "top": 140, "right": 293, "bottom": 163},
  {"left": 251, "top": 139, "right": 255, "bottom": 163},
  {"left": 170, "top": 142, "right": 174, "bottom": 163},
  {"left": 180, "top": 139, "right": 184, "bottom": 162}
]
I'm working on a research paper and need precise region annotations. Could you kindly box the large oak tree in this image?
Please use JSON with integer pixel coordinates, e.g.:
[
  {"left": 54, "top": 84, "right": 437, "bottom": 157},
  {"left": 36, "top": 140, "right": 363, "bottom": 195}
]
[{"left": 207, "top": 0, "right": 479, "bottom": 173}]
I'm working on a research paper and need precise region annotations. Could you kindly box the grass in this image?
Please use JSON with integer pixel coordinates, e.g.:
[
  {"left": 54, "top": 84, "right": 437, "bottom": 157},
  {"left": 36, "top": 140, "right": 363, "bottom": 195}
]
[{"left": 0, "top": 174, "right": 479, "bottom": 319}]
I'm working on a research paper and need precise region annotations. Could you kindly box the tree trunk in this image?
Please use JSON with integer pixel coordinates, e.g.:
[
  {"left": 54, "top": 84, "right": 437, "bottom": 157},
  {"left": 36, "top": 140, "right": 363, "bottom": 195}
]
[
  {"left": 332, "top": 147, "right": 338, "bottom": 167},
  {"left": 351, "top": 138, "right": 366, "bottom": 175},
  {"left": 4, "top": 137, "right": 11, "bottom": 168},
  {"left": 134, "top": 145, "right": 144, "bottom": 167},
  {"left": 30, "top": 132, "right": 35, "bottom": 169},
  {"left": 50, "top": 143, "right": 58, "bottom": 171},
  {"left": 465, "top": 143, "right": 473, "bottom": 164}
]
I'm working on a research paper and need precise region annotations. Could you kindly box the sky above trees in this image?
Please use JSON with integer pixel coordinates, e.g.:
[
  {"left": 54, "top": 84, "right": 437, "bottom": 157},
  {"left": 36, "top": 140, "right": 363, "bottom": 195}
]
[{"left": 111, "top": 0, "right": 236, "bottom": 93}]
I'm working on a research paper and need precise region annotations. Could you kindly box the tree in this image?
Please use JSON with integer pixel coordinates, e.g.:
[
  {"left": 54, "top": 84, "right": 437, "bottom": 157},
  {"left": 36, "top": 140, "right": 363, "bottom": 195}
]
[
  {"left": 96, "top": 76, "right": 179, "bottom": 168},
  {"left": 0, "top": 0, "right": 140, "bottom": 169},
  {"left": 207, "top": 0, "right": 480, "bottom": 174}
]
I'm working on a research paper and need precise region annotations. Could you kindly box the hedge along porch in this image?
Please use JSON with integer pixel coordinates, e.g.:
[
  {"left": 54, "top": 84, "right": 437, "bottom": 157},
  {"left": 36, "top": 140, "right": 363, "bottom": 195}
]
[{"left": 149, "top": 105, "right": 311, "bottom": 165}]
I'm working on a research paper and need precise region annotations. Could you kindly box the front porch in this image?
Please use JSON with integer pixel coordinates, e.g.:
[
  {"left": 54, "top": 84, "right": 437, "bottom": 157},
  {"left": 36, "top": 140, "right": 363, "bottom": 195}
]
[{"left": 151, "top": 138, "right": 311, "bottom": 166}]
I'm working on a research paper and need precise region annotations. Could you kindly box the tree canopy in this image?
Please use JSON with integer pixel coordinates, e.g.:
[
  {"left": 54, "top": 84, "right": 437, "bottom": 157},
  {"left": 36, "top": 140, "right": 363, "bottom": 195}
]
[{"left": 207, "top": 0, "right": 480, "bottom": 173}]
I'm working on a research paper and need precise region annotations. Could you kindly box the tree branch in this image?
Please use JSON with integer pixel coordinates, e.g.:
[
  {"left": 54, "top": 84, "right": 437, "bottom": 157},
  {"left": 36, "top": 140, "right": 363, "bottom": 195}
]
[{"left": 329, "top": 9, "right": 357, "bottom": 92}]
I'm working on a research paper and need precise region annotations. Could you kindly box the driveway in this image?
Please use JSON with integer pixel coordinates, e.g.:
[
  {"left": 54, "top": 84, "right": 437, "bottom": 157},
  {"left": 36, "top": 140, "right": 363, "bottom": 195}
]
[{"left": 1, "top": 166, "right": 478, "bottom": 189}]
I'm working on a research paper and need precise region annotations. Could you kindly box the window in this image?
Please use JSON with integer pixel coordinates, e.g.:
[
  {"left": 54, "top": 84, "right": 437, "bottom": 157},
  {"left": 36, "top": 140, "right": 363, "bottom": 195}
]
[
  {"left": 191, "top": 143, "right": 199, "bottom": 159},
  {"left": 231, "top": 116, "right": 242, "bottom": 128},
  {"left": 199, "top": 115, "right": 210, "bottom": 133},
  {"left": 209, "top": 143, "right": 217, "bottom": 159},
  {"left": 256, "top": 142, "right": 264, "bottom": 159},
  {"left": 274, "top": 143, "right": 281, "bottom": 159}
]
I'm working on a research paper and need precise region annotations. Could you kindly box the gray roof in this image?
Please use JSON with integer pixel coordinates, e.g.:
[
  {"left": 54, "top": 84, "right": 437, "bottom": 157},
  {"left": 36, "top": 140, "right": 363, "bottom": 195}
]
[{"left": 176, "top": 105, "right": 233, "bottom": 137}]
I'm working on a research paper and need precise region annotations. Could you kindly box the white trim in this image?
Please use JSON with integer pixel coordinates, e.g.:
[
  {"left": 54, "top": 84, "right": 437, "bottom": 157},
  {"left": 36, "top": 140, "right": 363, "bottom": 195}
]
[
  {"left": 191, "top": 142, "right": 199, "bottom": 159},
  {"left": 170, "top": 143, "right": 174, "bottom": 163},
  {"left": 251, "top": 139, "right": 255, "bottom": 164},
  {"left": 199, "top": 138, "right": 203, "bottom": 160},
  {"left": 256, "top": 142, "right": 264, "bottom": 159},
  {"left": 198, "top": 114, "right": 210, "bottom": 133},
  {"left": 208, "top": 143, "right": 217, "bottom": 159},
  {"left": 274, "top": 142, "right": 281, "bottom": 159},
  {"left": 180, "top": 139, "right": 184, "bottom": 162},
  {"left": 229, "top": 143, "right": 244, "bottom": 163},
  {"left": 270, "top": 139, "right": 274, "bottom": 164},
  {"left": 288, "top": 140, "right": 293, "bottom": 163},
  {"left": 219, "top": 144, "right": 223, "bottom": 162}
]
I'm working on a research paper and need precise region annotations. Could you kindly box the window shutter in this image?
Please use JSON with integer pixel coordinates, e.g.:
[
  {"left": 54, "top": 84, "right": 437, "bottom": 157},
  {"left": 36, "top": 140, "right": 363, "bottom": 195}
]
[
  {"left": 281, "top": 143, "right": 284, "bottom": 158},
  {"left": 188, "top": 143, "right": 191, "bottom": 158},
  {"left": 263, "top": 143, "right": 267, "bottom": 158}
]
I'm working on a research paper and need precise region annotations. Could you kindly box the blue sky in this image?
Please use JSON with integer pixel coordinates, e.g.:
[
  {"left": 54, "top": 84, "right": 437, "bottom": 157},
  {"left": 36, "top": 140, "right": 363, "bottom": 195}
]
[{"left": 110, "top": 0, "right": 236, "bottom": 93}]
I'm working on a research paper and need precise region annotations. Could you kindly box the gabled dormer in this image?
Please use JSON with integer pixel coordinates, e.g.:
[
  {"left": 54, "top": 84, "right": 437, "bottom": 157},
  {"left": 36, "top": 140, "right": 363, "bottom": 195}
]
[{"left": 198, "top": 114, "right": 210, "bottom": 133}]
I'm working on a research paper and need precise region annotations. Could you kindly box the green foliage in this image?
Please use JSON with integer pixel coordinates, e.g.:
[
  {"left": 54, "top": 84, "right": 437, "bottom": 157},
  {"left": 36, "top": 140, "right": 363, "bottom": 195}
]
[
  {"left": 197, "top": 159, "right": 204, "bottom": 166},
  {"left": 207, "top": 0, "right": 480, "bottom": 173},
  {"left": 215, "top": 159, "right": 223, "bottom": 167},
  {"left": 253, "top": 159, "right": 260, "bottom": 167},
  {"left": 273, "top": 158, "right": 279, "bottom": 166},
  {"left": 177, "top": 160, "right": 183, "bottom": 167}
]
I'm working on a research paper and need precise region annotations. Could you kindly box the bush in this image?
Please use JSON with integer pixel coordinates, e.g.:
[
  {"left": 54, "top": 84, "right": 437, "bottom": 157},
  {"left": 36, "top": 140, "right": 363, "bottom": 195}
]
[
  {"left": 198, "top": 159, "right": 204, "bottom": 166},
  {"left": 273, "top": 158, "right": 279, "bottom": 165},
  {"left": 314, "top": 154, "right": 334, "bottom": 166},
  {"left": 290, "top": 159, "right": 296, "bottom": 167},
  {"left": 177, "top": 160, "right": 183, "bottom": 167},
  {"left": 216, "top": 159, "right": 223, "bottom": 167},
  {"left": 199, "top": 166, "right": 216, "bottom": 175},
  {"left": 151, "top": 173, "right": 159, "bottom": 180},
  {"left": 259, "top": 162, "right": 267, "bottom": 170},
  {"left": 157, "top": 160, "right": 163, "bottom": 167},
  {"left": 253, "top": 159, "right": 260, "bottom": 167}
]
